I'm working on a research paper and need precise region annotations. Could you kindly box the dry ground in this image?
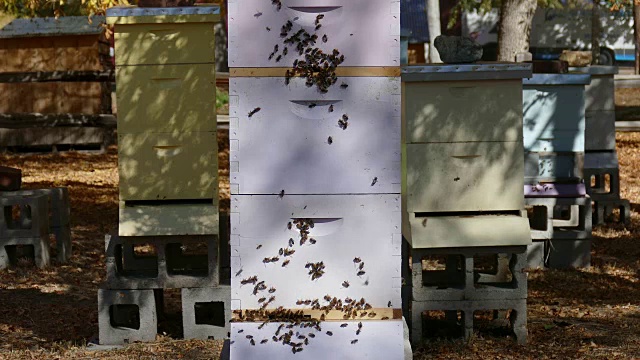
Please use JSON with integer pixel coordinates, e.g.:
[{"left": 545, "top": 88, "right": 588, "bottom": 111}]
[{"left": 0, "top": 128, "right": 638, "bottom": 358}]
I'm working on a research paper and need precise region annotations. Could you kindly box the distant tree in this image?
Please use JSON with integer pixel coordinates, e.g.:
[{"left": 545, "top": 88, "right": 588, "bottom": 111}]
[{"left": 426, "top": 0, "right": 442, "bottom": 62}]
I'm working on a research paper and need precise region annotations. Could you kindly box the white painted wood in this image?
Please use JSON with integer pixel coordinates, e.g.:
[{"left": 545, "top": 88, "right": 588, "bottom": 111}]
[
  {"left": 230, "top": 321, "right": 404, "bottom": 360},
  {"left": 227, "top": 0, "right": 400, "bottom": 67},
  {"left": 229, "top": 77, "right": 401, "bottom": 195},
  {"left": 230, "top": 194, "right": 401, "bottom": 310}
]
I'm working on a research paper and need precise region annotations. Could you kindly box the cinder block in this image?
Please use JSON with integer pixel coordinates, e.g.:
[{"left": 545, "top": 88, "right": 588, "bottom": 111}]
[
  {"left": 0, "top": 166, "right": 21, "bottom": 191},
  {"left": 584, "top": 151, "right": 622, "bottom": 201},
  {"left": 593, "top": 199, "right": 631, "bottom": 226},
  {"left": 0, "top": 194, "right": 49, "bottom": 240},
  {"left": 585, "top": 110, "right": 616, "bottom": 151},
  {"left": 181, "top": 286, "right": 231, "bottom": 340},
  {"left": 98, "top": 289, "right": 157, "bottom": 345},
  {"left": 547, "top": 239, "right": 591, "bottom": 269},
  {"left": 524, "top": 196, "right": 592, "bottom": 240},
  {"left": 227, "top": 0, "right": 400, "bottom": 68},
  {"left": 410, "top": 246, "right": 528, "bottom": 302},
  {"left": 0, "top": 236, "right": 50, "bottom": 269},
  {"left": 526, "top": 241, "right": 546, "bottom": 269},
  {"left": 0, "top": 188, "right": 71, "bottom": 262},
  {"left": 409, "top": 298, "right": 527, "bottom": 345},
  {"left": 105, "top": 233, "right": 220, "bottom": 289},
  {"left": 229, "top": 77, "right": 400, "bottom": 195}
]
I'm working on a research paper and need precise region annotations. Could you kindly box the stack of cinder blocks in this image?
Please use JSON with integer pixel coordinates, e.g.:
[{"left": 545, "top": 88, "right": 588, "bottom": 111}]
[
  {"left": 100, "top": 6, "right": 229, "bottom": 346},
  {"left": 0, "top": 166, "right": 72, "bottom": 268},
  {"left": 228, "top": 1, "right": 407, "bottom": 358},
  {"left": 570, "top": 66, "right": 629, "bottom": 225},
  {"left": 522, "top": 73, "right": 593, "bottom": 269},
  {"left": 402, "top": 64, "right": 533, "bottom": 345}
]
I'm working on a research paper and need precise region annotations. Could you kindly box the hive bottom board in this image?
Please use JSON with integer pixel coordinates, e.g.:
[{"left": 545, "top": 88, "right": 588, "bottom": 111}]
[{"left": 230, "top": 321, "right": 404, "bottom": 360}]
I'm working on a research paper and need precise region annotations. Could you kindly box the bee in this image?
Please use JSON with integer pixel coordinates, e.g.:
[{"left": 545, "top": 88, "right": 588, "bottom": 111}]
[
  {"left": 342, "top": 114, "right": 349, "bottom": 121},
  {"left": 338, "top": 119, "right": 348, "bottom": 130},
  {"left": 238, "top": 329, "right": 244, "bottom": 333},
  {"left": 340, "top": 323, "right": 348, "bottom": 328},
  {"left": 358, "top": 322, "right": 362, "bottom": 329},
  {"left": 250, "top": 339, "right": 256, "bottom": 346},
  {"left": 381, "top": 316, "right": 390, "bottom": 320},
  {"left": 246, "top": 335, "right": 253, "bottom": 339},
  {"left": 357, "top": 271, "right": 365, "bottom": 277},
  {"left": 272, "top": 336, "right": 278, "bottom": 342},
  {"left": 256, "top": 244, "right": 262, "bottom": 250},
  {"left": 289, "top": 238, "right": 295, "bottom": 247},
  {"left": 269, "top": 287, "right": 276, "bottom": 293},
  {"left": 266, "top": 27, "right": 271, "bottom": 31},
  {"left": 248, "top": 107, "right": 261, "bottom": 117},
  {"left": 263, "top": 257, "right": 271, "bottom": 264},
  {"left": 328, "top": 104, "right": 334, "bottom": 112},
  {"left": 322, "top": 34, "right": 328, "bottom": 43},
  {"left": 276, "top": 55, "right": 282, "bottom": 62},
  {"left": 308, "top": 103, "right": 317, "bottom": 109},
  {"left": 371, "top": 177, "right": 378, "bottom": 186},
  {"left": 356, "top": 329, "right": 361, "bottom": 335},
  {"left": 283, "top": 47, "right": 288, "bottom": 56},
  {"left": 315, "top": 14, "right": 324, "bottom": 23},
  {"left": 368, "top": 312, "right": 377, "bottom": 318},
  {"left": 309, "top": 238, "right": 317, "bottom": 244},
  {"left": 327, "top": 136, "right": 333, "bottom": 145},
  {"left": 326, "top": 331, "right": 333, "bottom": 336},
  {"left": 284, "top": 248, "right": 295, "bottom": 256},
  {"left": 241, "top": 276, "right": 258, "bottom": 285},
  {"left": 300, "top": 237, "right": 307, "bottom": 246},
  {"left": 287, "top": 222, "right": 292, "bottom": 230},
  {"left": 359, "top": 262, "right": 365, "bottom": 270},
  {"left": 354, "top": 257, "right": 361, "bottom": 263},
  {"left": 340, "top": 82, "right": 349, "bottom": 89},
  {"left": 279, "top": 248, "right": 284, "bottom": 256},
  {"left": 342, "top": 281, "right": 350, "bottom": 288},
  {"left": 260, "top": 339, "right": 268, "bottom": 344},
  {"left": 268, "top": 52, "right": 275, "bottom": 60},
  {"left": 315, "top": 24, "right": 322, "bottom": 31},
  {"left": 279, "top": 189, "right": 285, "bottom": 198},
  {"left": 387, "top": 301, "right": 392, "bottom": 308},
  {"left": 274, "top": 44, "right": 279, "bottom": 53},
  {"left": 258, "top": 297, "right": 266, "bottom": 303},
  {"left": 282, "top": 259, "right": 290, "bottom": 267},
  {"left": 320, "top": 314, "right": 326, "bottom": 321},
  {"left": 351, "top": 339, "right": 358, "bottom": 344},
  {"left": 235, "top": 268, "right": 243, "bottom": 277}
]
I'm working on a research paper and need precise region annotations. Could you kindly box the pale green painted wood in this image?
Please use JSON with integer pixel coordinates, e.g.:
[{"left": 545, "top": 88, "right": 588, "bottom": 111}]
[
  {"left": 118, "top": 131, "right": 218, "bottom": 201},
  {"left": 403, "top": 80, "right": 523, "bottom": 143},
  {"left": 116, "top": 64, "right": 216, "bottom": 134},
  {"left": 119, "top": 202, "right": 219, "bottom": 236},
  {"left": 113, "top": 22, "right": 216, "bottom": 65},
  {"left": 406, "top": 141, "right": 524, "bottom": 213},
  {"left": 406, "top": 213, "right": 531, "bottom": 248}
]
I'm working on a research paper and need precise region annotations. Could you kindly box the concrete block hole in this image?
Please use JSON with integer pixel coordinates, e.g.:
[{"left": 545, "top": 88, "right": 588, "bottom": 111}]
[
  {"left": 473, "top": 254, "right": 513, "bottom": 286},
  {"left": 114, "top": 243, "right": 159, "bottom": 278},
  {"left": 109, "top": 304, "right": 140, "bottom": 330},
  {"left": 525, "top": 205, "right": 548, "bottom": 231},
  {"left": 590, "top": 173, "right": 611, "bottom": 194},
  {"left": 4, "top": 244, "right": 35, "bottom": 266},
  {"left": 194, "top": 301, "right": 226, "bottom": 327},
  {"left": 420, "top": 255, "right": 464, "bottom": 289},
  {"left": 4, "top": 204, "right": 32, "bottom": 229},
  {"left": 421, "top": 310, "right": 465, "bottom": 339},
  {"left": 166, "top": 241, "right": 209, "bottom": 277}
]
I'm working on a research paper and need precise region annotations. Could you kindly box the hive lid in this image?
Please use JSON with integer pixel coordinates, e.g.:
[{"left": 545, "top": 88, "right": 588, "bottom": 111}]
[
  {"left": 0, "top": 16, "right": 104, "bottom": 38},
  {"left": 106, "top": 5, "right": 220, "bottom": 24},
  {"left": 523, "top": 73, "right": 591, "bottom": 86},
  {"left": 406, "top": 213, "right": 532, "bottom": 248},
  {"left": 402, "top": 63, "right": 532, "bottom": 82},
  {"left": 568, "top": 65, "right": 619, "bottom": 75}
]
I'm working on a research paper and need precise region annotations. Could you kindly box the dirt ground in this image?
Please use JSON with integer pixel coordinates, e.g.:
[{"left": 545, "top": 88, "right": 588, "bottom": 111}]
[{"left": 0, "top": 126, "right": 638, "bottom": 358}]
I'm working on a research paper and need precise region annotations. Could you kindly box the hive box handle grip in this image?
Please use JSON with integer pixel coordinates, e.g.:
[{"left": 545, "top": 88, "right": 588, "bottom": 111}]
[
  {"left": 451, "top": 155, "right": 481, "bottom": 159},
  {"left": 153, "top": 145, "right": 182, "bottom": 157},
  {"left": 290, "top": 217, "right": 343, "bottom": 236},
  {"left": 148, "top": 29, "right": 179, "bottom": 39},
  {"left": 287, "top": 6, "right": 342, "bottom": 13}
]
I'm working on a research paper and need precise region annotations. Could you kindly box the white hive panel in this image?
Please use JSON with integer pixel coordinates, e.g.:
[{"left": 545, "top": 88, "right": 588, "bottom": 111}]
[
  {"left": 227, "top": 0, "right": 400, "bottom": 68},
  {"left": 229, "top": 77, "right": 401, "bottom": 195},
  {"left": 406, "top": 141, "right": 525, "bottom": 213},
  {"left": 230, "top": 194, "right": 402, "bottom": 310},
  {"left": 230, "top": 321, "right": 404, "bottom": 360}
]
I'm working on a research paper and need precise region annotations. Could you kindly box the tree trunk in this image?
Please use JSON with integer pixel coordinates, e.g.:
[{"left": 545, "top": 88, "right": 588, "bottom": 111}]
[
  {"left": 591, "top": 2, "right": 601, "bottom": 65},
  {"left": 634, "top": 1, "right": 640, "bottom": 74},
  {"left": 497, "top": 0, "right": 538, "bottom": 62},
  {"left": 426, "top": 0, "right": 442, "bottom": 63}
]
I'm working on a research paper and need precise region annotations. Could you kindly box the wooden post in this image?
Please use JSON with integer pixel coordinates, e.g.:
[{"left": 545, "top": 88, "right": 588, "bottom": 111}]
[{"left": 635, "top": 1, "right": 640, "bottom": 74}]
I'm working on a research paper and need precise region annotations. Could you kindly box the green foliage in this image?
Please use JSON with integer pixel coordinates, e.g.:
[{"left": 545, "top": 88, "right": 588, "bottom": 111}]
[
  {"left": 216, "top": 87, "right": 229, "bottom": 109},
  {"left": 0, "top": 0, "right": 126, "bottom": 17}
]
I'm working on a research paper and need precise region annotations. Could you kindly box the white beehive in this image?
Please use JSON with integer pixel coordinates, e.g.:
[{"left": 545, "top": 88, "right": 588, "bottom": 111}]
[
  {"left": 227, "top": 0, "right": 400, "bottom": 68},
  {"left": 229, "top": 76, "right": 401, "bottom": 195},
  {"left": 230, "top": 194, "right": 402, "bottom": 309}
]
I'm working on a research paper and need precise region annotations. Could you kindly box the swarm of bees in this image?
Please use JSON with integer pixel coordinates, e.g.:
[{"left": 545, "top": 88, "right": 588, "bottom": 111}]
[
  {"left": 338, "top": 114, "right": 349, "bottom": 130},
  {"left": 305, "top": 261, "right": 326, "bottom": 281}
]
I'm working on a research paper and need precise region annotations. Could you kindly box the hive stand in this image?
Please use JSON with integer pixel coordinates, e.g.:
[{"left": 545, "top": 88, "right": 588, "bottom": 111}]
[
  {"left": 181, "top": 286, "right": 231, "bottom": 340},
  {"left": 0, "top": 188, "right": 71, "bottom": 262},
  {"left": 0, "top": 194, "right": 50, "bottom": 268},
  {"left": 408, "top": 246, "right": 528, "bottom": 345},
  {"left": 98, "top": 289, "right": 157, "bottom": 345},
  {"left": 104, "top": 233, "right": 220, "bottom": 290},
  {"left": 583, "top": 152, "right": 630, "bottom": 225}
]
